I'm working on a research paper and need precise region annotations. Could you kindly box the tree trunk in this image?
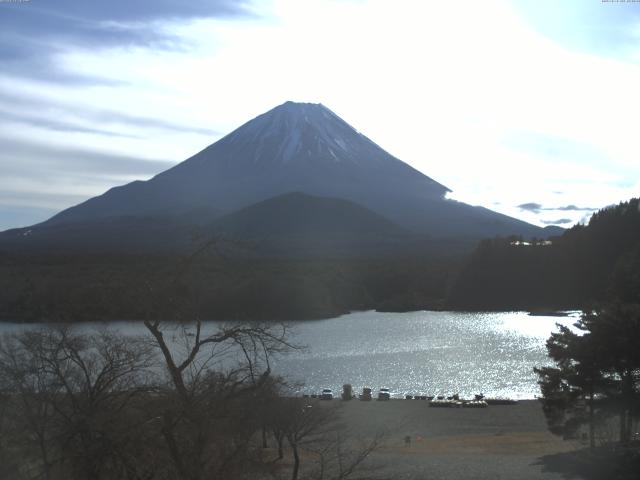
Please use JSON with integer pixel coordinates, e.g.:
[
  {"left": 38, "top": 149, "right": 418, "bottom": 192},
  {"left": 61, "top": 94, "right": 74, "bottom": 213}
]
[
  {"left": 619, "top": 410, "right": 627, "bottom": 443},
  {"left": 36, "top": 429, "right": 52, "bottom": 480},
  {"left": 625, "top": 372, "right": 634, "bottom": 443},
  {"left": 620, "top": 371, "right": 634, "bottom": 443},
  {"left": 144, "top": 321, "right": 189, "bottom": 399},
  {"left": 588, "top": 392, "right": 595, "bottom": 449},
  {"left": 291, "top": 443, "right": 300, "bottom": 480},
  {"left": 162, "top": 412, "right": 193, "bottom": 480},
  {"left": 278, "top": 437, "right": 284, "bottom": 460},
  {"left": 262, "top": 425, "right": 268, "bottom": 448}
]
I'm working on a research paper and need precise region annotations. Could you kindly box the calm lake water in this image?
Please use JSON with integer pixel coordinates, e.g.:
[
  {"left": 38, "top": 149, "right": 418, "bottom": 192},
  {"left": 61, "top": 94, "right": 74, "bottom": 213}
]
[{"left": 0, "top": 310, "right": 578, "bottom": 400}]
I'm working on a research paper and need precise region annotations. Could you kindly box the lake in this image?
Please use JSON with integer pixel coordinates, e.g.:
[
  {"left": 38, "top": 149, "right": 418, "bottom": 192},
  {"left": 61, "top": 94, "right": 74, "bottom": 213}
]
[{"left": 0, "top": 310, "right": 578, "bottom": 399}]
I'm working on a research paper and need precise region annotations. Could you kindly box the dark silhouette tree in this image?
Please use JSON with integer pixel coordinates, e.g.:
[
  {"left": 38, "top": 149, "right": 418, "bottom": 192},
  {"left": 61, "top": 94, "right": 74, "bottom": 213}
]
[
  {"left": 0, "top": 328, "right": 156, "bottom": 480},
  {"left": 536, "top": 302, "right": 640, "bottom": 446}
]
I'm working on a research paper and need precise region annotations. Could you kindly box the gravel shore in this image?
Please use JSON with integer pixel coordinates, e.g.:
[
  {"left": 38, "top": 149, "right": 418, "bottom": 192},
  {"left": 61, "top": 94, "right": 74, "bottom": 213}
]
[{"left": 335, "top": 399, "right": 583, "bottom": 479}]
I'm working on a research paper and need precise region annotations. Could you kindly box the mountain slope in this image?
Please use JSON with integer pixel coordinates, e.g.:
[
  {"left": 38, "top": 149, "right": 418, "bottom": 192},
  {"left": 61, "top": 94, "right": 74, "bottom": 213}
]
[
  {"left": 0, "top": 216, "right": 195, "bottom": 253},
  {"left": 45, "top": 102, "right": 448, "bottom": 228},
  {"left": 39, "top": 101, "right": 543, "bottom": 238},
  {"left": 1, "top": 101, "right": 553, "bottom": 254},
  {"left": 211, "top": 192, "right": 407, "bottom": 238},
  {"left": 0, "top": 193, "right": 410, "bottom": 255},
  {"left": 204, "top": 192, "right": 417, "bottom": 257}
]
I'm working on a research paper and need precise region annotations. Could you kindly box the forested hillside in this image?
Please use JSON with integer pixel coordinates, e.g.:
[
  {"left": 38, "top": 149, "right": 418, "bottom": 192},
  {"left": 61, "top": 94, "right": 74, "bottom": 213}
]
[
  {"left": 448, "top": 198, "right": 640, "bottom": 310},
  {"left": 0, "top": 251, "right": 455, "bottom": 322},
  {"left": 3, "top": 198, "right": 638, "bottom": 322}
]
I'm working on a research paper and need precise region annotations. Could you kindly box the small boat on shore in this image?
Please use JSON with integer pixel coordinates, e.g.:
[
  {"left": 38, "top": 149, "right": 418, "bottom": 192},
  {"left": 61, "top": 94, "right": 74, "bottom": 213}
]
[
  {"left": 484, "top": 398, "right": 518, "bottom": 405},
  {"left": 429, "top": 397, "right": 462, "bottom": 408},
  {"left": 462, "top": 400, "right": 488, "bottom": 408}
]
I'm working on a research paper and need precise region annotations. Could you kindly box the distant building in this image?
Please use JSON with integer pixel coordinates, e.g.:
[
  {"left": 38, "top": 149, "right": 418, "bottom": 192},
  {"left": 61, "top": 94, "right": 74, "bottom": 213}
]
[{"left": 510, "top": 240, "right": 553, "bottom": 247}]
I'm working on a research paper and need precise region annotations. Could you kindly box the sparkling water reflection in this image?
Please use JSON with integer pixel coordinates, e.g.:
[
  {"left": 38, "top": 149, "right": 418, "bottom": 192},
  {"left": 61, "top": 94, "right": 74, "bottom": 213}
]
[
  {"left": 0, "top": 310, "right": 577, "bottom": 400},
  {"left": 272, "top": 310, "right": 578, "bottom": 400}
]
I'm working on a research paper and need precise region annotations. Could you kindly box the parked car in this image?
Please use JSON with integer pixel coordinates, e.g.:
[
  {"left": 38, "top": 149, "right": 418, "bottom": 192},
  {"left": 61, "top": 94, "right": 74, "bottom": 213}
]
[
  {"left": 359, "top": 387, "right": 372, "bottom": 401},
  {"left": 341, "top": 384, "right": 353, "bottom": 400},
  {"left": 320, "top": 388, "right": 333, "bottom": 400},
  {"left": 377, "top": 388, "right": 391, "bottom": 401}
]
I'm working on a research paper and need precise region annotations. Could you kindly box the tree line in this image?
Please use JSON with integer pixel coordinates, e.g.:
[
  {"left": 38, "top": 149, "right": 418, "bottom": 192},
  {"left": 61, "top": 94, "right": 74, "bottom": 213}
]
[
  {"left": 448, "top": 198, "right": 640, "bottom": 310},
  {"left": 534, "top": 222, "right": 640, "bottom": 455},
  {"left": 2, "top": 198, "right": 639, "bottom": 321},
  {"left": 0, "top": 251, "right": 453, "bottom": 323}
]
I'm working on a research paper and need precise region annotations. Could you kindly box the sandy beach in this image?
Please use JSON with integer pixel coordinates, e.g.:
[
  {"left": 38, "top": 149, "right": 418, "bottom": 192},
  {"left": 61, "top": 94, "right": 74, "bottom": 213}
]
[{"left": 334, "top": 399, "right": 583, "bottom": 479}]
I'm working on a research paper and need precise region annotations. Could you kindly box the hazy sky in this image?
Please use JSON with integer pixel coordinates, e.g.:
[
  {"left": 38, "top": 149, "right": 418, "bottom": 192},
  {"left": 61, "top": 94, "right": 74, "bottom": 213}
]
[{"left": 1, "top": 0, "right": 639, "bottom": 231}]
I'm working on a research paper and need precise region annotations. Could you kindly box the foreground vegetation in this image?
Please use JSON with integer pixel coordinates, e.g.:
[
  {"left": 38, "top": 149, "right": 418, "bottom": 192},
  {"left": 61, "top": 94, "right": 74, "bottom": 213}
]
[
  {"left": 0, "top": 323, "right": 385, "bottom": 480},
  {"left": 533, "top": 216, "right": 640, "bottom": 478},
  {"left": 535, "top": 303, "right": 640, "bottom": 446}
]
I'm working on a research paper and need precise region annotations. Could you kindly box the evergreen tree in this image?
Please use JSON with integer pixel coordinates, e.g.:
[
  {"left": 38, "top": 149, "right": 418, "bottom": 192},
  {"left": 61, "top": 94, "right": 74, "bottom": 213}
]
[{"left": 536, "top": 304, "right": 640, "bottom": 446}]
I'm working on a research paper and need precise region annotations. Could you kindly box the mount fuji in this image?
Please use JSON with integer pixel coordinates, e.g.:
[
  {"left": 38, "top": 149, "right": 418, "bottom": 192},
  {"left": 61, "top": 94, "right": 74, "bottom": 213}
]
[{"left": 1, "top": 101, "right": 556, "bottom": 253}]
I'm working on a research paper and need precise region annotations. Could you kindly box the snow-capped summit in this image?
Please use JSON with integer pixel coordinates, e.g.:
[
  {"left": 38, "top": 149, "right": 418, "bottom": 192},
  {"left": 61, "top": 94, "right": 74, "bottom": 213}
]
[
  {"left": 165, "top": 100, "right": 449, "bottom": 193},
  {"left": 38, "top": 100, "right": 545, "bottom": 240},
  {"left": 46, "top": 101, "right": 449, "bottom": 226},
  {"left": 220, "top": 101, "right": 388, "bottom": 167}
]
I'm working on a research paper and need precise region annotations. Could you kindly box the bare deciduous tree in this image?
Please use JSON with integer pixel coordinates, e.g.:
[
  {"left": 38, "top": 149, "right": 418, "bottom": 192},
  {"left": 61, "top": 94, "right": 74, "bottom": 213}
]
[
  {"left": 142, "top": 318, "right": 297, "bottom": 480},
  {"left": 0, "top": 328, "right": 156, "bottom": 480},
  {"left": 267, "top": 397, "right": 388, "bottom": 480},
  {"left": 308, "top": 427, "right": 387, "bottom": 480}
]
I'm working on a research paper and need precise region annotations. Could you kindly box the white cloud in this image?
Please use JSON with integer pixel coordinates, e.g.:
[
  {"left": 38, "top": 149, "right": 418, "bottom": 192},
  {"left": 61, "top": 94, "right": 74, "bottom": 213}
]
[{"left": 1, "top": 0, "right": 639, "bottom": 229}]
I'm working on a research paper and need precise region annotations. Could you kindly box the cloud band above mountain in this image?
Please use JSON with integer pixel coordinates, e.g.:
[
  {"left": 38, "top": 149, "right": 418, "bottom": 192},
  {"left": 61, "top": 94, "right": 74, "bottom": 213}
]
[
  {"left": 517, "top": 202, "right": 596, "bottom": 214},
  {"left": 0, "top": 0, "right": 255, "bottom": 84}
]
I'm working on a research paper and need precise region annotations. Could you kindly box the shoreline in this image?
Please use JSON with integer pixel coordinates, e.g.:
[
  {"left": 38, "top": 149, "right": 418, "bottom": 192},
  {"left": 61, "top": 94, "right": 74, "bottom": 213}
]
[
  {"left": 2, "top": 311, "right": 564, "bottom": 403},
  {"left": 0, "top": 307, "right": 583, "bottom": 324}
]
